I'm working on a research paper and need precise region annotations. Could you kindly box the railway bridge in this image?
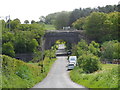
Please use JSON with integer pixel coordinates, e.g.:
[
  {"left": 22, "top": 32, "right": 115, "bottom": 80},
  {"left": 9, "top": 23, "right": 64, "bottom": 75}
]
[{"left": 44, "top": 30, "right": 87, "bottom": 50}]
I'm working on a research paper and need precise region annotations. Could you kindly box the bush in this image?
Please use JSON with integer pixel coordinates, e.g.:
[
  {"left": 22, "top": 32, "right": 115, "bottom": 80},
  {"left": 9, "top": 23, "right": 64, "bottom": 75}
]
[
  {"left": 2, "top": 32, "right": 15, "bottom": 44},
  {"left": 101, "top": 40, "right": 120, "bottom": 60},
  {"left": 32, "top": 50, "right": 42, "bottom": 62},
  {"left": 78, "top": 53, "right": 101, "bottom": 73},
  {"left": 77, "top": 39, "right": 88, "bottom": 57},
  {"left": 14, "top": 31, "right": 39, "bottom": 53},
  {"left": 72, "top": 40, "right": 101, "bottom": 73},
  {"left": 72, "top": 17, "right": 86, "bottom": 30},
  {"left": 2, "top": 42, "right": 15, "bottom": 57},
  {"left": 26, "top": 39, "right": 39, "bottom": 52},
  {"left": 88, "top": 41, "right": 100, "bottom": 56},
  {"left": 45, "top": 50, "right": 56, "bottom": 59}
]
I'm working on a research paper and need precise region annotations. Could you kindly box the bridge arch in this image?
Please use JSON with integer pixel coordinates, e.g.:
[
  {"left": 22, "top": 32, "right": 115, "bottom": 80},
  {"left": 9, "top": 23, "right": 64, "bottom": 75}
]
[{"left": 44, "top": 30, "right": 86, "bottom": 50}]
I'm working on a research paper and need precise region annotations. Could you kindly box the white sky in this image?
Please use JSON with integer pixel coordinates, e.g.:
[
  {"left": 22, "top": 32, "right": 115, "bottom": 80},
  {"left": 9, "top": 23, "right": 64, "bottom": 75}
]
[{"left": 0, "top": 0, "right": 119, "bottom": 23}]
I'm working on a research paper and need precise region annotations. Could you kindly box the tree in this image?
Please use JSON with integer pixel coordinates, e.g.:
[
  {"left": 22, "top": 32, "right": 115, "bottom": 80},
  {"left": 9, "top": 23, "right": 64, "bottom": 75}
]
[
  {"left": 77, "top": 39, "right": 88, "bottom": 57},
  {"left": 14, "top": 18, "right": 21, "bottom": 23},
  {"left": 101, "top": 40, "right": 120, "bottom": 61},
  {"left": 69, "top": 8, "right": 93, "bottom": 26},
  {"left": 18, "top": 24, "right": 31, "bottom": 31},
  {"left": 24, "top": 20, "right": 29, "bottom": 24},
  {"left": 26, "top": 39, "right": 39, "bottom": 52},
  {"left": 54, "top": 11, "right": 70, "bottom": 29},
  {"left": 88, "top": 41, "right": 100, "bottom": 56},
  {"left": 71, "top": 44, "right": 78, "bottom": 56},
  {"left": 69, "top": 9, "right": 81, "bottom": 26},
  {"left": 45, "top": 50, "right": 56, "bottom": 59},
  {"left": 39, "top": 16, "right": 45, "bottom": 23},
  {"left": 44, "top": 5, "right": 117, "bottom": 27},
  {"left": 10, "top": 18, "right": 21, "bottom": 30},
  {"left": 72, "top": 17, "right": 86, "bottom": 30},
  {"left": 31, "top": 20, "right": 35, "bottom": 24},
  {"left": 2, "top": 32, "right": 15, "bottom": 44},
  {"left": 1, "top": 20, "right": 6, "bottom": 32},
  {"left": 113, "top": 42, "right": 120, "bottom": 59},
  {"left": 14, "top": 31, "right": 40, "bottom": 53},
  {"left": 45, "top": 13, "right": 59, "bottom": 24},
  {"left": 84, "top": 12, "right": 108, "bottom": 42},
  {"left": 6, "top": 19, "right": 11, "bottom": 29},
  {"left": 107, "top": 12, "right": 120, "bottom": 41},
  {"left": 2, "top": 42, "right": 15, "bottom": 57},
  {"left": 97, "top": 5, "right": 117, "bottom": 13},
  {"left": 78, "top": 53, "right": 101, "bottom": 73}
]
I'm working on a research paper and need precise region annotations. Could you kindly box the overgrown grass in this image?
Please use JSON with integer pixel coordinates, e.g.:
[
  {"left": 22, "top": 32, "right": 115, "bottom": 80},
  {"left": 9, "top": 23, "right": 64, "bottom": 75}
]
[
  {"left": 2, "top": 55, "right": 56, "bottom": 88},
  {"left": 45, "top": 24, "right": 56, "bottom": 30},
  {"left": 70, "top": 64, "right": 119, "bottom": 89}
]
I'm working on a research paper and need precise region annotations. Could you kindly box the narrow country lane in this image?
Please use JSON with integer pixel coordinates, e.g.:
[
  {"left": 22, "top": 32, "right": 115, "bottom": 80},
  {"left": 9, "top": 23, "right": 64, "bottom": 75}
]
[{"left": 32, "top": 56, "right": 88, "bottom": 88}]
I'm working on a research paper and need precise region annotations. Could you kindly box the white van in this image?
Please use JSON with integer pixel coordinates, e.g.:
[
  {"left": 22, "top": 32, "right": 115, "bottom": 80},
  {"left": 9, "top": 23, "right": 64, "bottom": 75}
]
[{"left": 68, "top": 56, "right": 77, "bottom": 66}]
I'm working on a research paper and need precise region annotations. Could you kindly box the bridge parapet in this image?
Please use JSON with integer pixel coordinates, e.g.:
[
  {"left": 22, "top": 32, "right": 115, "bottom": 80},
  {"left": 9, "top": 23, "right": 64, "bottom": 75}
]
[{"left": 45, "top": 30, "right": 84, "bottom": 33}]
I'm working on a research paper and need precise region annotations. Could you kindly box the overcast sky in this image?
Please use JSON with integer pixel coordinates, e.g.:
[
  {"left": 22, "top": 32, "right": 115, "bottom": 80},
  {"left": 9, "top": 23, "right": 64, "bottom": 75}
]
[{"left": 0, "top": 0, "right": 119, "bottom": 23}]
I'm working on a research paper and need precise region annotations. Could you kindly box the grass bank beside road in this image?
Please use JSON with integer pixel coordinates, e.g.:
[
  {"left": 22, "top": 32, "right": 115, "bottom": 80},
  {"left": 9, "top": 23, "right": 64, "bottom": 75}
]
[
  {"left": 70, "top": 64, "right": 119, "bottom": 88},
  {"left": 2, "top": 55, "right": 56, "bottom": 88}
]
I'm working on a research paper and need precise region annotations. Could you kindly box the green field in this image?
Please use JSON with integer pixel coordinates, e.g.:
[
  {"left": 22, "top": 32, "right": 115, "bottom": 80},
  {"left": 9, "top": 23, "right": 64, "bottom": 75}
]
[
  {"left": 70, "top": 64, "right": 119, "bottom": 88},
  {"left": 45, "top": 24, "right": 56, "bottom": 30}
]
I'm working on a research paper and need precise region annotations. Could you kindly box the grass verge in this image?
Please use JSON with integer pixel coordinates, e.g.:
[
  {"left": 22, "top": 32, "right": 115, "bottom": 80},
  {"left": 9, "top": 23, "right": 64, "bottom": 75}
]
[
  {"left": 2, "top": 55, "right": 56, "bottom": 88},
  {"left": 70, "top": 64, "right": 119, "bottom": 89}
]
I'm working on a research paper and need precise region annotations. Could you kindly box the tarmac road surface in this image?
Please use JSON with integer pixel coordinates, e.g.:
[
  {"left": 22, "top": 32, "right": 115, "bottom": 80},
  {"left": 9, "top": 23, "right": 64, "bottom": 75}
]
[{"left": 32, "top": 56, "right": 88, "bottom": 89}]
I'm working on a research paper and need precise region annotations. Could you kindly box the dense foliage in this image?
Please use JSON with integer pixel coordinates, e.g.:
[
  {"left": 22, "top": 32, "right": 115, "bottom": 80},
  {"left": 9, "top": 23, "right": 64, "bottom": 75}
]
[
  {"left": 78, "top": 54, "right": 101, "bottom": 73},
  {"left": 101, "top": 40, "right": 120, "bottom": 60},
  {"left": 45, "top": 50, "right": 56, "bottom": 59},
  {"left": 73, "top": 12, "right": 119, "bottom": 42},
  {"left": 69, "top": 5, "right": 119, "bottom": 25},
  {"left": 44, "top": 5, "right": 119, "bottom": 29},
  {"left": 72, "top": 39, "right": 119, "bottom": 73},
  {"left": 54, "top": 11, "right": 70, "bottom": 29},
  {"left": 85, "top": 12, "right": 119, "bottom": 42},
  {"left": 2, "top": 42, "right": 15, "bottom": 57},
  {"left": 73, "top": 40, "right": 101, "bottom": 73},
  {"left": 2, "top": 20, "right": 45, "bottom": 58},
  {"left": 72, "top": 17, "right": 86, "bottom": 30}
]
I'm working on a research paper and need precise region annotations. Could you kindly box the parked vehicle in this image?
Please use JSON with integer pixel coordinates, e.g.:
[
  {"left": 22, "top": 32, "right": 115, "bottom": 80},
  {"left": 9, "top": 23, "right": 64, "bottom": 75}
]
[
  {"left": 68, "top": 56, "right": 77, "bottom": 66},
  {"left": 67, "top": 63, "right": 75, "bottom": 70},
  {"left": 67, "top": 50, "right": 72, "bottom": 55}
]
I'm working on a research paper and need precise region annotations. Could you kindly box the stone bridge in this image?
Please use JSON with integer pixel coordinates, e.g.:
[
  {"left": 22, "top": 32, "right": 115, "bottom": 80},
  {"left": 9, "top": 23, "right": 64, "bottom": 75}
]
[{"left": 44, "top": 30, "right": 87, "bottom": 50}]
